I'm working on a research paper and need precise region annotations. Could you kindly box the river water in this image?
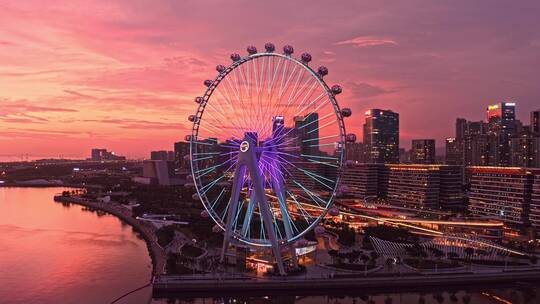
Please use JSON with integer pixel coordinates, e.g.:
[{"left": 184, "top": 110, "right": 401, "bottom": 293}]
[{"left": 1, "top": 187, "right": 539, "bottom": 304}]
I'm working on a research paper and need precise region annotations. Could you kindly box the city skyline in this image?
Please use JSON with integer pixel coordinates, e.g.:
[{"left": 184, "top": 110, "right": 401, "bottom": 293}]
[{"left": 2, "top": 1, "right": 540, "bottom": 159}]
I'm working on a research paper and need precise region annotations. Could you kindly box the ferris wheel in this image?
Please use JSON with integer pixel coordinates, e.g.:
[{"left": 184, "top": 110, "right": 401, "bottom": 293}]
[{"left": 187, "top": 43, "right": 353, "bottom": 274}]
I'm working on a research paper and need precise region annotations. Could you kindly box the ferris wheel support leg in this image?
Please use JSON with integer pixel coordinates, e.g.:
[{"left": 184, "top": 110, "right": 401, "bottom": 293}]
[
  {"left": 220, "top": 165, "right": 246, "bottom": 264},
  {"left": 241, "top": 189, "right": 257, "bottom": 237},
  {"left": 246, "top": 157, "right": 286, "bottom": 275},
  {"left": 271, "top": 168, "right": 294, "bottom": 241}
]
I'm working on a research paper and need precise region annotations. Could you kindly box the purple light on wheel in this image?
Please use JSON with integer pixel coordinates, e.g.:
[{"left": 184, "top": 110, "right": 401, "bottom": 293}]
[
  {"left": 216, "top": 64, "right": 226, "bottom": 73},
  {"left": 230, "top": 53, "right": 241, "bottom": 62},
  {"left": 188, "top": 115, "right": 198, "bottom": 122},
  {"left": 301, "top": 52, "right": 312, "bottom": 63},
  {"left": 195, "top": 96, "right": 203, "bottom": 104},
  {"left": 341, "top": 108, "right": 352, "bottom": 117},
  {"left": 204, "top": 79, "right": 213, "bottom": 87},
  {"left": 264, "top": 42, "right": 275, "bottom": 53},
  {"left": 247, "top": 45, "right": 257, "bottom": 55},
  {"left": 283, "top": 45, "right": 294, "bottom": 55}
]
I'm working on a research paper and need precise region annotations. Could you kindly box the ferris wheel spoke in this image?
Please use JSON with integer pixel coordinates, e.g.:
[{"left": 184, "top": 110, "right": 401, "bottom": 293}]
[
  {"left": 302, "top": 96, "right": 332, "bottom": 120},
  {"left": 307, "top": 119, "right": 335, "bottom": 135},
  {"left": 209, "top": 188, "right": 226, "bottom": 211},
  {"left": 223, "top": 71, "right": 241, "bottom": 104},
  {"left": 277, "top": 58, "right": 293, "bottom": 100},
  {"left": 271, "top": 172, "right": 294, "bottom": 240},
  {"left": 302, "top": 134, "right": 340, "bottom": 143},
  {"left": 241, "top": 190, "right": 257, "bottom": 237},
  {"left": 232, "top": 199, "right": 245, "bottom": 230},
  {"left": 296, "top": 167, "right": 335, "bottom": 190},
  {"left": 194, "top": 155, "right": 237, "bottom": 179},
  {"left": 268, "top": 56, "right": 284, "bottom": 95},
  {"left": 308, "top": 142, "right": 339, "bottom": 148},
  {"left": 295, "top": 83, "right": 320, "bottom": 111},
  {"left": 285, "top": 68, "right": 307, "bottom": 108},
  {"left": 306, "top": 159, "right": 339, "bottom": 168},
  {"left": 301, "top": 154, "right": 338, "bottom": 160},
  {"left": 287, "top": 190, "right": 315, "bottom": 223},
  {"left": 288, "top": 77, "right": 316, "bottom": 110},
  {"left": 292, "top": 180, "right": 327, "bottom": 208}
]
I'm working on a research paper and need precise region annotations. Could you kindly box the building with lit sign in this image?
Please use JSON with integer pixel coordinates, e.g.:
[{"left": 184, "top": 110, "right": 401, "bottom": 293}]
[{"left": 363, "top": 109, "right": 399, "bottom": 164}]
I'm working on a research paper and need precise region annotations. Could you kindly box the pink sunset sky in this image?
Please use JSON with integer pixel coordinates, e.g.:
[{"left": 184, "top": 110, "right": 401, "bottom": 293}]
[{"left": 1, "top": 0, "right": 540, "bottom": 160}]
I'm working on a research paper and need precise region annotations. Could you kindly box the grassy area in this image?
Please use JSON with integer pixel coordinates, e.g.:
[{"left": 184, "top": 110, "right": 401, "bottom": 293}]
[
  {"left": 181, "top": 244, "right": 204, "bottom": 258},
  {"left": 156, "top": 225, "right": 176, "bottom": 247},
  {"left": 404, "top": 258, "right": 461, "bottom": 270},
  {"left": 327, "top": 263, "right": 378, "bottom": 271}
]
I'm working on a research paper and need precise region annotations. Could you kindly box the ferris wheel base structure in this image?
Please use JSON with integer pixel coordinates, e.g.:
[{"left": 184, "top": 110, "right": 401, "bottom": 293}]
[{"left": 220, "top": 135, "right": 289, "bottom": 275}]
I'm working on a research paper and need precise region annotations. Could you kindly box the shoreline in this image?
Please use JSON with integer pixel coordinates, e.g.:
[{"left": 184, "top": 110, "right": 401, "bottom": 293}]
[{"left": 53, "top": 195, "right": 166, "bottom": 279}]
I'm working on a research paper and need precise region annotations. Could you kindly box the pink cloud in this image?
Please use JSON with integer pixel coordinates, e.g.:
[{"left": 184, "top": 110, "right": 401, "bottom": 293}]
[
  {"left": 336, "top": 36, "right": 398, "bottom": 48},
  {"left": 1, "top": 1, "right": 540, "bottom": 158}
]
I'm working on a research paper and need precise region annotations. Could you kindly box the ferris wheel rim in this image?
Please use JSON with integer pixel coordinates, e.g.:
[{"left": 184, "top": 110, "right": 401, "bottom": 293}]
[{"left": 189, "top": 51, "right": 347, "bottom": 247}]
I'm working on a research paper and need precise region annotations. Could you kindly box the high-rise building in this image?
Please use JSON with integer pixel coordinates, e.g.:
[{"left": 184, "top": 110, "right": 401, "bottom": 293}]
[
  {"left": 345, "top": 142, "right": 364, "bottom": 163},
  {"left": 468, "top": 167, "right": 533, "bottom": 226},
  {"left": 486, "top": 102, "right": 517, "bottom": 166},
  {"left": 532, "top": 109, "right": 540, "bottom": 135},
  {"left": 363, "top": 109, "right": 399, "bottom": 164},
  {"left": 411, "top": 139, "right": 436, "bottom": 164},
  {"left": 449, "top": 103, "right": 528, "bottom": 167},
  {"left": 294, "top": 113, "right": 319, "bottom": 156},
  {"left": 510, "top": 126, "right": 537, "bottom": 167},
  {"left": 174, "top": 141, "right": 190, "bottom": 170},
  {"left": 456, "top": 118, "right": 467, "bottom": 140},
  {"left": 445, "top": 138, "right": 462, "bottom": 165}
]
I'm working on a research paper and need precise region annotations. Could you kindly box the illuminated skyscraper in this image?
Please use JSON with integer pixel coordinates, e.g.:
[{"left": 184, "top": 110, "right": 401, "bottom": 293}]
[
  {"left": 486, "top": 102, "right": 517, "bottom": 166},
  {"left": 363, "top": 109, "right": 399, "bottom": 164},
  {"left": 531, "top": 109, "right": 540, "bottom": 135},
  {"left": 411, "top": 139, "right": 436, "bottom": 164},
  {"left": 294, "top": 113, "right": 319, "bottom": 156}
]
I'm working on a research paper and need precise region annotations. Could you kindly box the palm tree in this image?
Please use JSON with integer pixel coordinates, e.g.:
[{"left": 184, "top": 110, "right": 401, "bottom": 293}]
[
  {"left": 433, "top": 292, "right": 444, "bottom": 304},
  {"left": 360, "top": 254, "right": 370, "bottom": 275}
]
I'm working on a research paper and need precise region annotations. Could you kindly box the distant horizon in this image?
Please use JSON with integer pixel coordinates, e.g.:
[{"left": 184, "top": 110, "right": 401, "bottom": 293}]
[{"left": 2, "top": 1, "right": 540, "bottom": 158}]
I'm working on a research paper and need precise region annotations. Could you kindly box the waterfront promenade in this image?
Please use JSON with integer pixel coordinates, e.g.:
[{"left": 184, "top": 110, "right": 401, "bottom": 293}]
[
  {"left": 153, "top": 268, "right": 540, "bottom": 295},
  {"left": 53, "top": 195, "right": 166, "bottom": 278}
]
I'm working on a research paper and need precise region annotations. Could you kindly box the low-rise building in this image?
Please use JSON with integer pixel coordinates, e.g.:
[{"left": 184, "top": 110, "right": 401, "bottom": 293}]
[
  {"left": 386, "top": 165, "right": 463, "bottom": 209},
  {"left": 530, "top": 169, "right": 540, "bottom": 230},
  {"left": 468, "top": 167, "right": 533, "bottom": 226},
  {"left": 340, "top": 164, "right": 463, "bottom": 209},
  {"left": 340, "top": 163, "right": 381, "bottom": 198}
]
